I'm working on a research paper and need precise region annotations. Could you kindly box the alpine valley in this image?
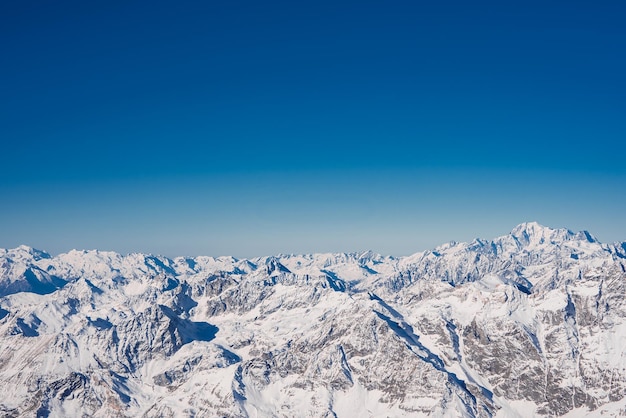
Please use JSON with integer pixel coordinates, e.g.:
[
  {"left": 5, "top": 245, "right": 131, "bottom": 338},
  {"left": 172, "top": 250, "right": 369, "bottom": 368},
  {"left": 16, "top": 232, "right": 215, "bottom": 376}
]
[{"left": 1, "top": 222, "right": 625, "bottom": 417}]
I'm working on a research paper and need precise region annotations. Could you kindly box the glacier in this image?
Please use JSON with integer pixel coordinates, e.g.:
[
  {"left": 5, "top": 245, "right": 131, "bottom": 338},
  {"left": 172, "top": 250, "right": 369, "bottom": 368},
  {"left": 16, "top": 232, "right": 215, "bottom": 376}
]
[{"left": 0, "top": 222, "right": 625, "bottom": 417}]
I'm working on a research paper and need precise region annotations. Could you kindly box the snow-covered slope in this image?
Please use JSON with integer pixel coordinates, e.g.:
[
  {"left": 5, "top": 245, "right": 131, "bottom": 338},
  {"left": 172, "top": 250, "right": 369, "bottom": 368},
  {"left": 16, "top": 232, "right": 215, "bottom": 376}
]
[{"left": 1, "top": 222, "right": 625, "bottom": 417}]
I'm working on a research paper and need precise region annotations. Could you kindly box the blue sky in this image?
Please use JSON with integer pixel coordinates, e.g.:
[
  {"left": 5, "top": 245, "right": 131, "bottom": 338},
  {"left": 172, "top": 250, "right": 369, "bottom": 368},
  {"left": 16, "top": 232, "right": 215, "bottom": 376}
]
[{"left": 1, "top": 1, "right": 625, "bottom": 257}]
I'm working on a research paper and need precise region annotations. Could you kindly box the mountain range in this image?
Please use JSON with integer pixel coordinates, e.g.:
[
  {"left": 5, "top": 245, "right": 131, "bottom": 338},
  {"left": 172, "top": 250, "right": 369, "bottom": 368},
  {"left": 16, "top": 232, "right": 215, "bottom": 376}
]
[{"left": 1, "top": 222, "right": 625, "bottom": 417}]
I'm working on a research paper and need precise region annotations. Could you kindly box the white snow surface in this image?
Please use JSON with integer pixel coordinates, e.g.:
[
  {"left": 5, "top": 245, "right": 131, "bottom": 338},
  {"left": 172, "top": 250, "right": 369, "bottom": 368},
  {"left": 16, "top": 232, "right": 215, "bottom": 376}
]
[{"left": 0, "top": 222, "right": 625, "bottom": 417}]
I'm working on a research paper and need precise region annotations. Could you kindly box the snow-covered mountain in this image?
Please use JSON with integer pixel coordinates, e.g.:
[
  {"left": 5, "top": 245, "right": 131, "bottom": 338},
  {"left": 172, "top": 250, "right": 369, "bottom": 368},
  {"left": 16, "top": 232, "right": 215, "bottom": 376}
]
[{"left": 1, "top": 222, "right": 625, "bottom": 417}]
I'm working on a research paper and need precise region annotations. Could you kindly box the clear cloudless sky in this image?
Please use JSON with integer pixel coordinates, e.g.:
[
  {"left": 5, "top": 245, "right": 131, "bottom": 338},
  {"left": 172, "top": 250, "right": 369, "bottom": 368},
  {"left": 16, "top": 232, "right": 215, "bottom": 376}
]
[{"left": 1, "top": 0, "right": 625, "bottom": 257}]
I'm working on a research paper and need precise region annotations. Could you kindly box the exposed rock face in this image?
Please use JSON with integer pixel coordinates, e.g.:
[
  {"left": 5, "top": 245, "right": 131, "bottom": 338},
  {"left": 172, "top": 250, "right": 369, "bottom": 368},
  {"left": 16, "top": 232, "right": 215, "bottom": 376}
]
[{"left": 0, "top": 222, "right": 625, "bottom": 417}]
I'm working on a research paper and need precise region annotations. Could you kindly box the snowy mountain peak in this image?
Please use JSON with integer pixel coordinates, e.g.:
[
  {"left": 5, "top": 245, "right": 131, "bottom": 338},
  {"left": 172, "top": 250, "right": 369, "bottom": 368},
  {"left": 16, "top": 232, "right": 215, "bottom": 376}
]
[
  {"left": 575, "top": 229, "right": 597, "bottom": 243},
  {"left": 510, "top": 221, "right": 556, "bottom": 236},
  {"left": 357, "top": 249, "right": 383, "bottom": 264},
  {"left": 508, "top": 222, "right": 602, "bottom": 251},
  {"left": 262, "top": 256, "right": 291, "bottom": 275},
  {"left": 5, "top": 245, "right": 51, "bottom": 261},
  {"left": 509, "top": 221, "right": 574, "bottom": 245}
]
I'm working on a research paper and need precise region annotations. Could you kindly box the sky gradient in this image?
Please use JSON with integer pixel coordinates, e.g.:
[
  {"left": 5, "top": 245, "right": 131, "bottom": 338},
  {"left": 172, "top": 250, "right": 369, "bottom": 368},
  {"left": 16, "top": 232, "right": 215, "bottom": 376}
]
[{"left": 1, "top": 1, "right": 625, "bottom": 257}]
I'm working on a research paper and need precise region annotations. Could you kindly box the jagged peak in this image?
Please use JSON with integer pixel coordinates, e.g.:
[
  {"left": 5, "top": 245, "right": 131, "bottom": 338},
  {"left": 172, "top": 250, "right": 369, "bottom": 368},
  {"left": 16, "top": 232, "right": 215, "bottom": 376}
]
[
  {"left": 574, "top": 230, "right": 597, "bottom": 243},
  {"left": 510, "top": 221, "right": 555, "bottom": 236},
  {"left": 263, "top": 256, "right": 291, "bottom": 274},
  {"left": 6, "top": 245, "right": 51, "bottom": 261},
  {"left": 357, "top": 250, "right": 382, "bottom": 263},
  {"left": 509, "top": 222, "right": 600, "bottom": 246},
  {"left": 509, "top": 222, "right": 572, "bottom": 243},
  {"left": 63, "top": 248, "right": 123, "bottom": 259}
]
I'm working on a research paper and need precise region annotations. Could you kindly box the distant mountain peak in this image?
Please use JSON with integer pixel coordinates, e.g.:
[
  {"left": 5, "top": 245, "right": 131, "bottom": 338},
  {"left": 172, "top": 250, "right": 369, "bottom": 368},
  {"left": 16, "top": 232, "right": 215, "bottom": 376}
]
[
  {"left": 8, "top": 245, "right": 51, "bottom": 260},
  {"left": 508, "top": 222, "right": 600, "bottom": 247},
  {"left": 508, "top": 221, "right": 574, "bottom": 245},
  {"left": 510, "top": 221, "right": 552, "bottom": 235},
  {"left": 263, "top": 256, "right": 291, "bottom": 275}
]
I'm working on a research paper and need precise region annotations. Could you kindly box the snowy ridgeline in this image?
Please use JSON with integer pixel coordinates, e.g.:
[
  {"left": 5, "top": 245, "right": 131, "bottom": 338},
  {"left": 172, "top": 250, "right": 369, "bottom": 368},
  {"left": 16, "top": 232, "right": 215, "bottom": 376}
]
[{"left": 1, "top": 222, "right": 626, "bottom": 417}]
